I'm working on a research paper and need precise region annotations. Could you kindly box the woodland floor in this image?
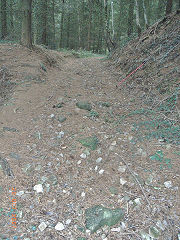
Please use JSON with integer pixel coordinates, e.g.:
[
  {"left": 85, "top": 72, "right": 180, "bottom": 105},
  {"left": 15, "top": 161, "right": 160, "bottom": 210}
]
[{"left": 0, "top": 41, "right": 179, "bottom": 240}]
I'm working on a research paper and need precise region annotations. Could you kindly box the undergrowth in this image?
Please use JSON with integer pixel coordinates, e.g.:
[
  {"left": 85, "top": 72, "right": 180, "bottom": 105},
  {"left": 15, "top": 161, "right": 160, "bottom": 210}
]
[{"left": 117, "top": 88, "right": 180, "bottom": 145}]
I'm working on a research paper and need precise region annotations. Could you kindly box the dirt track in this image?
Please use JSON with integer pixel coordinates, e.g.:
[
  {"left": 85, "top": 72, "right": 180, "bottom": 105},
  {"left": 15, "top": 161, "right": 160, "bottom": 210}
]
[{"left": 0, "top": 44, "right": 179, "bottom": 240}]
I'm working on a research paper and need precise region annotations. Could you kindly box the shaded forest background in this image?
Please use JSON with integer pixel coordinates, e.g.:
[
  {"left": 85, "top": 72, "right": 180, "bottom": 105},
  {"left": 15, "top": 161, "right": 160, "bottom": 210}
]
[{"left": 0, "top": 0, "right": 180, "bottom": 53}]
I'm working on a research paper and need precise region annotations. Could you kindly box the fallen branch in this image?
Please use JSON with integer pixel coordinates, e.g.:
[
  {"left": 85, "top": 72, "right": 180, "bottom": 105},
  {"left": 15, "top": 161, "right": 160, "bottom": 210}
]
[{"left": 115, "top": 153, "right": 151, "bottom": 210}]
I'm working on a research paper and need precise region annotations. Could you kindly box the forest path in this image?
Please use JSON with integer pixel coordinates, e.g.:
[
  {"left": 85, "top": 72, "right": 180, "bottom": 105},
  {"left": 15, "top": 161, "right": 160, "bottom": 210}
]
[
  {"left": 0, "top": 45, "right": 179, "bottom": 240},
  {"left": 0, "top": 47, "right": 130, "bottom": 239}
]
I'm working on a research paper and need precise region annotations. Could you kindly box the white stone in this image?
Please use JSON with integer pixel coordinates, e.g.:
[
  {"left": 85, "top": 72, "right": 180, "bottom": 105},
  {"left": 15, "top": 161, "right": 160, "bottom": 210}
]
[
  {"left": 96, "top": 157, "right": 102, "bottom": 163},
  {"left": 121, "top": 222, "right": 126, "bottom": 229},
  {"left": 120, "top": 178, "right": 127, "bottom": 185},
  {"left": 95, "top": 166, "right": 98, "bottom": 171},
  {"left": 86, "top": 229, "right": 91, "bottom": 235},
  {"left": 55, "top": 222, "right": 65, "bottom": 231},
  {"left": 111, "top": 227, "right": 121, "bottom": 232},
  {"left": 111, "top": 141, "right": 117, "bottom": 146},
  {"left": 164, "top": 181, "right": 172, "bottom": 188},
  {"left": 99, "top": 169, "right": 104, "bottom": 175},
  {"left": 16, "top": 191, "right": 24, "bottom": 196},
  {"left": 38, "top": 222, "right": 47, "bottom": 232},
  {"left": 156, "top": 220, "right": 165, "bottom": 231},
  {"left": 81, "top": 192, "right": 86, "bottom": 197},
  {"left": 77, "top": 160, "right": 81, "bottom": 165},
  {"left": 80, "top": 153, "right": 87, "bottom": 159},
  {"left": 33, "top": 184, "right": 43, "bottom": 193},
  {"left": 118, "top": 165, "right": 126, "bottom": 173},
  {"left": 66, "top": 219, "right": 72, "bottom": 225},
  {"left": 97, "top": 148, "right": 102, "bottom": 154},
  {"left": 166, "top": 144, "right": 171, "bottom": 150},
  {"left": 57, "top": 131, "right": 64, "bottom": 139},
  {"left": 50, "top": 114, "right": 55, "bottom": 118},
  {"left": 101, "top": 234, "right": 107, "bottom": 240}
]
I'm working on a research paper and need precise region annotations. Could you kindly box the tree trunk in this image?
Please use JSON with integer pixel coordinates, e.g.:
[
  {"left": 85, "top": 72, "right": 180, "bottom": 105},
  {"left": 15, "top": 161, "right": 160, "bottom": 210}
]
[
  {"left": 87, "top": 0, "right": 92, "bottom": 51},
  {"left": 21, "top": 0, "right": 33, "bottom": 48},
  {"left": 135, "top": 0, "right": 141, "bottom": 37},
  {"left": 104, "top": 0, "right": 115, "bottom": 51},
  {"left": 97, "top": 2, "right": 103, "bottom": 53},
  {"left": 60, "top": 0, "right": 65, "bottom": 48},
  {"left": 9, "top": 0, "right": 14, "bottom": 30},
  {"left": 166, "top": 0, "right": 173, "bottom": 15},
  {"left": 1, "top": 0, "right": 8, "bottom": 39},
  {"left": 66, "top": 14, "right": 70, "bottom": 48},
  {"left": 142, "top": 0, "right": 149, "bottom": 29},
  {"left": 51, "top": 0, "right": 56, "bottom": 49},
  {"left": 111, "top": 1, "right": 115, "bottom": 39},
  {"left": 78, "top": 11, "right": 81, "bottom": 48},
  {"left": 41, "top": 0, "right": 48, "bottom": 46},
  {"left": 127, "top": 0, "right": 134, "bottom": 37}
]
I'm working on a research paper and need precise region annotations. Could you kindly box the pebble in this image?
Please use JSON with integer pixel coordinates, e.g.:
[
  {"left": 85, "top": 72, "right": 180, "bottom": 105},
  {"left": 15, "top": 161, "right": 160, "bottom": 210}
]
[
  {"left": 111, "top": 227, "right": 121, "bottom": 232},
  {"left": 50, "top": 114, "right": 55, "bottom": 118},
  {"left": 164, "top": 181, "right": 172, "bottom": 188},
  {"left": 120, "top": 178, "right": 127, "bottom": 185},
  {"left": 80, "top": 153, "right": 87, "bottom": 159},
  {"left": 55, "top": 222, "right": 65, "bottom": 231},
  {"left": 111, "top": 141, "right": 117, "bottom": 146},
  {"left": 96, "top": 157, "right": 102, "bottom": 163},
  {"left": 99, "top": 169, "right": 104, "bottom": 175},
  {"left": 66, "top": 219, "right": 72, "bottom": 225},
  {"left": 57, "top": 131, "right": 64, "bottom": 139},
  {"left": 16, "top": 191, "right": 24, "bottom": 196},
  {"left": 38, "top": 222, "right": 47, "bottom": 232},
  {"left": 33, "top": 184, "right": 43, "bottom": 193},
  {"left": 81, "top": 192, "right": 86, "bottom": 197},
  {"left": 166, "top": 144, "right": 171, "bottom": 150},
  {"left": 118, "top": 165, "right": 126, "bottom": 173},
  {"left": 101, "top": 234, "right": 107, "bottom": 239},
  {"left": 77, "top": 160, "right": 81, "bottom": 165},
  {"left": 97, "top": 148, "right": 102, "bottom": 154},
  {"left": 95, "top": 166, "right": 98, "bottom": 171}
]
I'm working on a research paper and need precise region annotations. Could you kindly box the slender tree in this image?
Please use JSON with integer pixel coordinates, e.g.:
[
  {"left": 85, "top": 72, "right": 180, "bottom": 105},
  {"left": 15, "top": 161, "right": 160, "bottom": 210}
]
[
  {"left": 127, "top": 0, "right": 134, "bottom": 37},
  {"left": 142, "top": 0, "right": 149, "bottom": 29},
  {"left": 166, "top": 0, "right": 173, "bottom": 15},
  {"left": 41, "top": 0, "right": 48, "bottom": 46},
  {"left": 135, "top": 0, "right": 141, "bottom": 36},
  {"left": 51, "top": 0, "right": 56, "bottom": 49},
  {"left": 87, "top": 0, "right": 92, "bottom": 51},
  {"left": 111, "top": 0, "right": 115, "bottom": 39},
  {"left": 60, "top": 0, "right": 65, "bottom": 48},
  {"left": 9, "top": 0, "right": 14, "bottom": 30},
  {"left": 21, "top": 0, "right": 33, "bottom": 48},
  {"left": 1, "top": 0, "right": 8, "bottom": 39}
]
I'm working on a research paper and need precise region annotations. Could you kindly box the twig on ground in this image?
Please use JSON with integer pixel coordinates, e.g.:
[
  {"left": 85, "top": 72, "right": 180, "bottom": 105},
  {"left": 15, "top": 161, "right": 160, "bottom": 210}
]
[
  {"left": 118, "top": 231, "right": 141, "bottom": 239},
  {"left": 115, "top": 153, "right": 152, "bottom": 210}
]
